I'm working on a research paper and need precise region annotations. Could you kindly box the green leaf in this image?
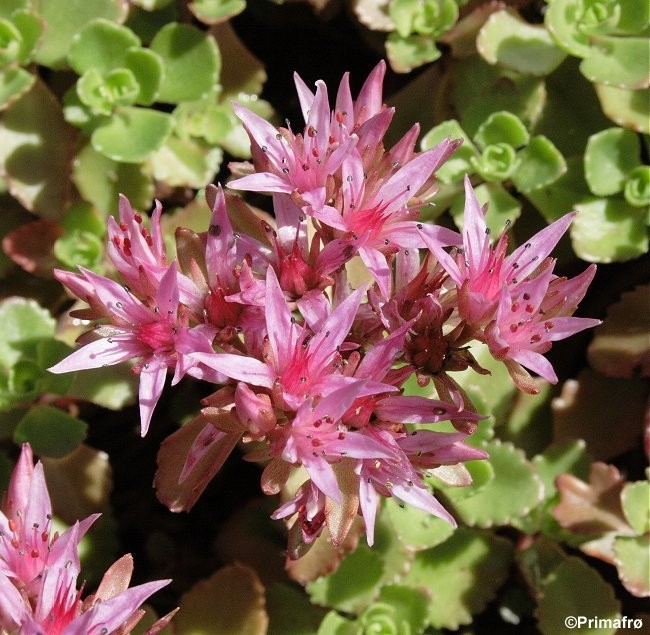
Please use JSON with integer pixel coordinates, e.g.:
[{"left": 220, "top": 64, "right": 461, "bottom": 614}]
[
  {"left": 174, "top": 563, "right": 268, "bottom": 634},
  {"left": 420, "top": 119, "right": 476, "bottom": 184},
  {"left": 359, "top": 585, "right": 430, "bottom": 635},
  {"left": 0, "top": 1, "right": 30, "bottom": 20},
  {"left": 66, "top": 363, "right": 137, "bottom": 410},
  {"left": 385, "top": 496, "right": 455, "bottom": 550},
  {"left": 150, "top": 23, "right": 220, "bottom": 103},
  {"left": 72, "top": 143, "right": 153, "bottom": 215},
  {"left": 8, "top": 359, "right": 42, "bottom": 402},
  {"left": 32, "top": 0, "right": 127, "bottom": 69},
  {"left": 545, "top": 0, "right": 594, "bottom": 58},
  {"left": 525, "top": 157, "right": 591, "bottom": 223},
  {"left": 531, "top": 440, "right": 591, "bottom": 501},
  {"left": 189, "top": 0, "right": 246, "bottom": 24},
  {"left": 0, "top": 17, "right": 23, "bottom": 66},
  {"left": 150, "top": 135, "right": 223, "bottom": 188},
  {"left": 537, "top": 557, "right": 621, "bottom": 634},
  {"left": 621, "top": 481, "right": 650, "bottom": 534},
  {"left": 624, "top": 165, "right": 650, "bottom": 208},
  {"left": 0, "top": 66, "right": 34, "bottom": 110},
  {"left": 613, "top": 535, "right": 650, "bottom": 597},
  {"left": 452, "top": 56, "right": 547, "bottom": 137},
  {"left": 401, "top": 527, "right": 513, "bottom": 630},
  {"left": 174, "top": 100, "right": 232, "bottom": 144},
  {"left": 14, "top": 404, "right": 87, "bottom": 457},
  {"left": 77, "top": 67, "right": 140, "bottom": 115},
  {"left": 308, "top": 544, "right": 384, "bottom": 614},
  {"left": 478, "top": 9, "right": 567, "bottom": 76},
  {"left": 91, "top": 106, "right": 172, "bottom": 163},
  {"left": 35, "top": 338, "right": 75, "bottom": 396},
  {"left": 68, "top": 18, "right": 140, "bottom": 75},
  {"left": 584, "top": 127, "right": 641, "bottom": 196},
  {"left": 444, "top": 440, "right": 544, "bottom": 527},
  {"left": 571, "top": 197, "right": 648, "bottom": 262},
  {"left": 124, "top": 47, "right": 163, "bottom": 105},
  {"left": 0, "top": 79, "right": 75, "bottom": 217},
  {"left": 130, "top": 0, "right": 175, "bottom": 8},
  {"left": 595, "top": 84, "right": 649, "bottom": 133},
  {"left": 0, "top": 297, "right": 55, "bottom": 370},
  {"left": 385, "top": 32, "right": 441, "bottom": 74},
  {"left": 470, "top": 142, "right": 517, "bottom": 181},
  {"left": 60, "top": 201, "right": 105, "bottom": 235},
  {"left": 580, "top": 36, "right": 650, "bottom": 89},
  {"left": 473, "top": 111, "right": 530, "bottom": 150},
  {"left": 11, "top": 10, "right": 44, "bottom": 65},
  {"left": 53, "top": 229, "right": 104, "bottom": 269},
  {"left": 511, "top": 135, "right": 566, "bottom": 193},
  {"left": 317, "top": 611, "right": 358, "bottom": 635}
]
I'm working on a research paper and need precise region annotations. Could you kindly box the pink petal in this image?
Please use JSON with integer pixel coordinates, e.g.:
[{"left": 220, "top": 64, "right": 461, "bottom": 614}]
[
  {"left": 138, "top": 362, "right": 168, "bottom": 436},
  {"left": 190, "top": 352, "right": 274, "bottom": 388},
  {"left": 228, "top": 172, "right": 294, "bottom": 194},
  {"left": 48, "top": 337, "right": 145, "bottom": 373}
]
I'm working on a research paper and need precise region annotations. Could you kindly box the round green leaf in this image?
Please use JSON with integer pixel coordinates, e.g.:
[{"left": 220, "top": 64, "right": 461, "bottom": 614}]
[
  {"left": 124, "top": 47, "right": 163, "bottom": 105},
  {"left": 478, "top": 9, "right": 567, "bottom": 76},
  {"left": 473, "top": 111, "right": 530, "bottom": 150},
  {"left": 0, "top": 1, "right": 30, "bottom": 20},
  {"left": 537, "top": 557, "right": 621, "bottom": 635},
  {"left": 0, "top": 66, "right": 34, "bottom": 110},
  {"left": 189, "top": 0, "right": 246, "bottom": 24},
  {"left": 613, "top": 535, "right": 650, "bottom": 598},
  {"left": 531, "top": 440, "right": 590, "bottom": 501},
  {"left": 571, "top": 197, "right": 648, "bottom": 262},
  {"left": 624, "top": 165, "right": 650, "bottom": 208},
  {"left": 77, "top": 67, "right": 139, "bottom": 115},
  {"left": 54, "top": 229, "right": 104, "bottom": 269},
  {"left": 174, "top": 100, "right": 233, "bottom": 144},
  {"left": 360, "top": 586, "right": 430, "bottom": 635},
  {"left": 545, "top": 0, "right": 593, "bottom": 58},
  {"left": 91, "top": 107, "right": 172, "bottom": 163},
  {"left": 471, "top": 142, "right": 517, "bottom": 182},
  {"left": 511, "top": 135, "right": 567, "bottom": 193},
  {"left": 32, "top": 0, "right": 127, "bottom": 69},
  {"left": 13, "top": 404, "right": 88, "bottom": 457},
  {"left": 580, "top": 36, "right": 650, "bottom": 89},
  {"left": 8, "top": 359, "right": 42, "bottom": 402},
  {"left": 68, "top": 18, "right": 140, "bottom": 75},
  {"left": 11, "top": 10, "right": 44, "bottom": 65},
  {"left": 385, "top": 496, "right": 455, "bottom": 550},
  {"left": 72, "top": 143, "right": 153, "bottom": 215},
  {"left": 621, "top": 481, "right": 650, "bottom": 534},
  {"left": 402, "top": 528, "right": 513, "bottom": 630},
  {"left": 0, "top": 297, "right": 55, "bottom": 370},
  {"left": 0, "top": 79, "right": 74, "bottom": 217},
  {"left": 307, "top": 544, "right": 384, "bottom": 614},
  {"left": 150, "top": 23, "right": 220, "bottom": 103},
  {"left": 595, "top": 84, "right": 650, "bottom": 133},
  {"left": 445, "top": 440, "right": 544, "bottom": 527},
  {"left": 0, "top": 18, "right": 23, "bottom": 66},
  {"left": 584, "top": 127, "right": 641, "bottom": 196},
  {"left": 386, "top": 32, "right": 441, "bottom": 74},
  {"left": 150, "top": 136, "right": 222, "bottom": 188},
  {"left": 420, "top": 119, "right": 476, "bottom": 184}
]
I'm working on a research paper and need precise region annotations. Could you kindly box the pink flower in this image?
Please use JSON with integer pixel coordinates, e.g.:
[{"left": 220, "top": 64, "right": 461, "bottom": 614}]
[
  {"left": 316, "top": 142, "right": 462, "bottom": 297},
  {"left": 192, "top": 267, "right": 389, "bottom": 412},
  {"left": 228, "top": 83, "right": 358, "bottom": 211},
  {"left": 0, "top": 444, "right": 173, "bottom": 633},
  {"left": 49, "top": 263, "right": 218, "bottom": 436},
  {"left": 420, "top": 176, "right": 577, "bottom": 325},
  {"left": 0, "top": 445, "right": 97, "bottom": 595},
  {"left": 484, "top": 264, "right": 600, "bottom": 391}
]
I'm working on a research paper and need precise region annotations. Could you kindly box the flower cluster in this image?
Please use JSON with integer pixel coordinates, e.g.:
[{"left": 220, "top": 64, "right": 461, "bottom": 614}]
[
  {"left": 49, "top": 62, "right": 599, "bottom": 557},
  {"left": 0, "top": 444, "right": 174, "bottom": 633}
]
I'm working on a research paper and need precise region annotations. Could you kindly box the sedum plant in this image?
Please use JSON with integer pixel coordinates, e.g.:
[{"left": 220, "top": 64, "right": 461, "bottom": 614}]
[{"left": 0, "top": 0, "right": 647, "bottom": 633}]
